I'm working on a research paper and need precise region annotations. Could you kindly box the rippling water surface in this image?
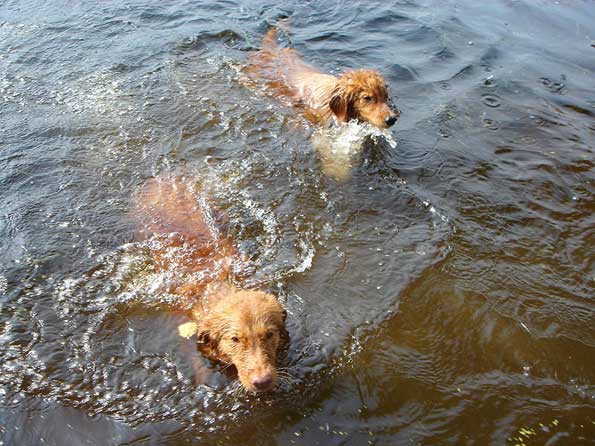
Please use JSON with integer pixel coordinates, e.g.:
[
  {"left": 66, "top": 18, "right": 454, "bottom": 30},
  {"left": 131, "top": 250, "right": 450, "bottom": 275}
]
[{"left": 1, "top": 1, "right": 594, "bottom": 445}]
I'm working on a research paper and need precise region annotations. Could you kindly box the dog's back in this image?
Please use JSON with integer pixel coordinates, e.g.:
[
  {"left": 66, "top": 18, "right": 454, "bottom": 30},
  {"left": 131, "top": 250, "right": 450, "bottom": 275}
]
[
  {"left": 135, "top": 175, "right": 215, "bottom": 243},
  {"left": 246, "top": 27, "right": 337, "bottom": 112},
  {"left": 134, "top": 175, "right": 234, "bottom": 297}
]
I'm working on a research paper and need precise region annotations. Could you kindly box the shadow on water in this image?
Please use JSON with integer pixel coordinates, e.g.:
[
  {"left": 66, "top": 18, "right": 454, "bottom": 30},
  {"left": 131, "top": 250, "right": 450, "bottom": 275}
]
[{"left": 1, "top": 0, "right": 594, "bottom": 445}]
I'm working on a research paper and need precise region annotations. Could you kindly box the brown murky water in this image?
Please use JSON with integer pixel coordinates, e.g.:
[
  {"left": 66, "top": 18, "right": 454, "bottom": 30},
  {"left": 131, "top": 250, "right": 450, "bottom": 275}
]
[{"left": 0, "top": 1, "right": 594, "bottom": 445}]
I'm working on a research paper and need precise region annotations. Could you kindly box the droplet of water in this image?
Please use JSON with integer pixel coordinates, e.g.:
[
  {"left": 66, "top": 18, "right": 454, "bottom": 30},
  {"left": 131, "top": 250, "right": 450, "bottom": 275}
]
[
  {"left": 482, "top": 118, "right": 499, "bottom": 130},
  {"left": 482, "top": 94, "right": 501, "bottom": 108},
  {"left": 483, "top": 75, "right": 497, "bottom": 88},
  {"left": 540, "top": 77, "right": 552, "bottom": 86}
]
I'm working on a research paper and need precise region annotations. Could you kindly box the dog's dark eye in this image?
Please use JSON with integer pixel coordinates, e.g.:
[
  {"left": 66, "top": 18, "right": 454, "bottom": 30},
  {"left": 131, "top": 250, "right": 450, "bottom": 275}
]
[
  {"left": 265, "top": 331, "right": 274, "bottom": 339},
  {"left": 231, "top": 336, "right": 240, "bottom": 343},
  {"left": 363, "top": 95, "right": 373, "bottom": 102}
]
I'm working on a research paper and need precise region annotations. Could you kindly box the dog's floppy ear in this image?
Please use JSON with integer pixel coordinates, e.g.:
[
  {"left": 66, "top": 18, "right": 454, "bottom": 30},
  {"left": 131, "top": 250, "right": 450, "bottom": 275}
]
[
  {"left": 278, "top": 308, "right": 290, "bottom": 350},
  {"left": 197, "top": 327, "right": 219, "bottom": 359},
  {"left": 329, "top": 86, "right": 356, "bottom": 123}
]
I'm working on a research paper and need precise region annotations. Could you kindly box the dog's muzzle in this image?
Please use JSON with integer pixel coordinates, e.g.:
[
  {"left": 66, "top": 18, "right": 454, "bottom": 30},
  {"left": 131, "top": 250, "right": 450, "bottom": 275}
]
[
  {"left": 386, "top": 99, "right": 400, "bottom": 127},
  {"left": 385, "top": 114, "right": 398, "bottom": 127}
]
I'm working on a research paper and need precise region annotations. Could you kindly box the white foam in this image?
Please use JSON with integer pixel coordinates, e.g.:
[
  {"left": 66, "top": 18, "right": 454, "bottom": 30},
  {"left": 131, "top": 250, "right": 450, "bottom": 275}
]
[{"left": 310, "top": 121, "right": 397, "bottom": 181}]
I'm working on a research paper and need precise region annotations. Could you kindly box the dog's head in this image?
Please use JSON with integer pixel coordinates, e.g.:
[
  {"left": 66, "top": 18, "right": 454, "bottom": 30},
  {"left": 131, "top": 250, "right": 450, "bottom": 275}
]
[
  {"left": 197, "top": 289, "right": 288, "bottom": 393},
  {"left": 329, "top": 69, "right": 399, "bottom": 129}
]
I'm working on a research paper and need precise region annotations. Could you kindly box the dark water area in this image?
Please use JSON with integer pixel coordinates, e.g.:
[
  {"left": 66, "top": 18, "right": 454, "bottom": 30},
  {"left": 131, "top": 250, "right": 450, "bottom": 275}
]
[{"left": 1, "top": 0, "right": 594, "bottom": 445}]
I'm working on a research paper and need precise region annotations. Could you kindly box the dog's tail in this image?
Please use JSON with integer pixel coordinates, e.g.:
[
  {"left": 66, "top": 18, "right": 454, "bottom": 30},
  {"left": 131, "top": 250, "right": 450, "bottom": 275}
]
[
  {"left": 262, "top": 27, "right": 280, "bottom": 50},
  {"left": 261, "top": 17, "right": 291, "bottom": 50}
]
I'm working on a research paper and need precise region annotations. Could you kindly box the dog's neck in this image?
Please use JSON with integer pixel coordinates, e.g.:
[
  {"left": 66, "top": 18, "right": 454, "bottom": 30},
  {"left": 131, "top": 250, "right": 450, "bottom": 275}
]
[{"left": 290, "top": 72, "right": 336, "bottom": 110}]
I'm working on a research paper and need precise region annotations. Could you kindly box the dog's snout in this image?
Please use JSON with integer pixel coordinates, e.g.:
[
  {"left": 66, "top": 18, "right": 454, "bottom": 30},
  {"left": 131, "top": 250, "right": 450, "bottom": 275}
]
[
  {"left": 252, "top": 374, "right": 274, "bottom": 391},
  {"left": 385, "top": 115, "right": 397, "bottom": 127}
]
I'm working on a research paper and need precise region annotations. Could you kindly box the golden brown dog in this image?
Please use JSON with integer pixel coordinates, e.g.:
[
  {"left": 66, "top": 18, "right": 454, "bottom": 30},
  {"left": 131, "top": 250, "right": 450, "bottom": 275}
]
[
  {"left": 245, "top": 23, "right": 400, "bottom": 128},
  {"left": 134, "top": 175, "right": 288, "bottom": 393}
]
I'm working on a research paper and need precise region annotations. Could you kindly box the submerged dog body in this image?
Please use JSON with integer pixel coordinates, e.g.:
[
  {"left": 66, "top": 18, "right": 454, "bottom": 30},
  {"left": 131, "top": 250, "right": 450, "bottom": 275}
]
[
  {"left": 135, "top": 175, "right": 287, "bottom": 393},
  {"left": 246, "top": 26, "right": 400, "bottom": 128}
]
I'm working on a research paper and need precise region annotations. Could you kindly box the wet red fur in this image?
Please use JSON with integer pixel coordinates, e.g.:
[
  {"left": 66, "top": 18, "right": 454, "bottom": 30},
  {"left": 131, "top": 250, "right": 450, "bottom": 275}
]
[
  {"left": 245, "top": 23, "right": 399, "bottom": 128},
  {"left": 134, "top": 175, "right": 288, "bottom": 393}
]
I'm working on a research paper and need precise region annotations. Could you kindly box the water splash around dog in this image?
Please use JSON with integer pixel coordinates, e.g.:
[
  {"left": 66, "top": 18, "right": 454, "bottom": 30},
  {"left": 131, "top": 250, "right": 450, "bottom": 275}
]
[{"left": 311, "top": 121, "right": 398, "bottom": 181}]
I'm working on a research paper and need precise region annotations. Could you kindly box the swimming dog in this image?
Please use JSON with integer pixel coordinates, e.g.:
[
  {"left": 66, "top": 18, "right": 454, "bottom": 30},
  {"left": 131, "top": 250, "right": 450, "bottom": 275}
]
[
  {"left": 135, "top": 175, "right": 288, "bottom": 393},
  {"left": 245, "top": 22, "right": 400, "bottom": 129}
]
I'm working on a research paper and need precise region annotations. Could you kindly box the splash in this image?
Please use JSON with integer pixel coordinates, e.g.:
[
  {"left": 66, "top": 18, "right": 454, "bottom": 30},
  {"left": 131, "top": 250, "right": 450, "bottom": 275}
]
[
  {"left": 310, "top": 121, "right": 398, "bottom": 181},
  {"left": 197, "top": 158, "right": 319, "bottom": 285}
]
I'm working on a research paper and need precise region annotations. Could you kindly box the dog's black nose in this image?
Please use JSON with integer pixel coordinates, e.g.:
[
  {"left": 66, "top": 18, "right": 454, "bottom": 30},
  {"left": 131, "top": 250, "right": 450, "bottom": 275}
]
[
  {"left": 385, "top": 115, "right": 397, "bottom": 127},
  {"left": 252, "top": 375, "right": 273, "bottom": 391}
]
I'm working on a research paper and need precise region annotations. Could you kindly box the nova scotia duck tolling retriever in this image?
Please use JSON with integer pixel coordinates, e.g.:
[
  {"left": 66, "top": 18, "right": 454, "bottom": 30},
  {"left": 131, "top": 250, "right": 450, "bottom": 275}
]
[
  {"left": 134, "top": 174, "right": 288, "bottom": 393},
  {"left": 245, "top": 21, "right": 400, "bottom": 129}
]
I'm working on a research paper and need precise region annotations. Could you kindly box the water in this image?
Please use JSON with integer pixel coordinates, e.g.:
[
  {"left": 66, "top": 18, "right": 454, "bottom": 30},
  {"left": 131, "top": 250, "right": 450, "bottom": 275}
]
[{"left": 1, "top": 0, "right": 594, "bottom": 444}]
